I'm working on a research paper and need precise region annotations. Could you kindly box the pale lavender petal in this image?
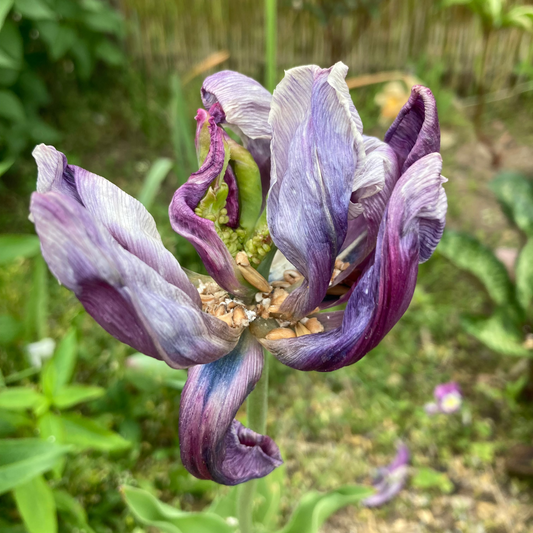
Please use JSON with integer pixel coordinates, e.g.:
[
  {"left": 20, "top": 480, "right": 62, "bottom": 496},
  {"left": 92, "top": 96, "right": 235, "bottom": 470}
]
[
  {"left": 169, "top": 112, "right": 256, "bottom": 300},
  {"left": 434, "top": 382, "right": 462, "bottom": 414},
  {"left": 333, "top": 137, "right": 400, "bottom": 288},
  {"left": 384, "top": 85, "right": 440, "bottom": 173},
  {"left": 31, "top": 192, "right": 239, "bottom": 369},
  {"left": 268, "top": 62, "right": 374, "bottom": 320},
  {"left": 201, "top": 71, "right": 272, "bottom": 195},
  {"left": 32, "top": 144, "right": 199, "bottom": 304},
  {"left": 179, "top": 330, "right": 283, "bottom": 485},
  {"left": 264, "top": 153, "right": 446, "bottom": 371}
]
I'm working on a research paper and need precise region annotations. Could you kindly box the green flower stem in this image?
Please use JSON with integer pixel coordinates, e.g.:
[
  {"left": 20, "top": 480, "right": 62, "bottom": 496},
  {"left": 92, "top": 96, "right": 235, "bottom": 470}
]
[{"left": 237, "top": 350, "right": 269, "bottom": 533}]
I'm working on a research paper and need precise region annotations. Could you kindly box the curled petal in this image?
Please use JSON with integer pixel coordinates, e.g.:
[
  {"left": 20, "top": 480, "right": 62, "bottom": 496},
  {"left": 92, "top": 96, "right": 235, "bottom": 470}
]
[
  {"left": 31, "top": 191, "right": 239, "bottom": 369},
  {"left": 169, "top": 112, "right": 256, "bottom": 300},
  {"left": 264, "top": 153, "right": 446, "bottom": 371},
  {"left": 268, "top": 62, "right": 377, "bottom": 320},
  {"left": 333, "top": 137, "right": 400, "bottom": 289},
  {"left": 201, "top": 71, "right": 272, "bottom": 195},
  {"left": 384, "top": 85, "right": 440, "bottom": 173},
  {"left": 179, "top": 330, "right": 283, "bottom": 485},
  {"left": 32, "top": 144, "right": 199, "bottom": 303}
]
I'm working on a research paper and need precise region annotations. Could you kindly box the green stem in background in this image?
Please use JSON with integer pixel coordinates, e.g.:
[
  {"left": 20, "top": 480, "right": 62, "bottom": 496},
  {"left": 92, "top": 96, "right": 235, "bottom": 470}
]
[
  {"left": 265, "top": 0, "right": 277, "bottom": 93},
  {"left": 237, "top": 351, "right": 270, "bottom": 533}
]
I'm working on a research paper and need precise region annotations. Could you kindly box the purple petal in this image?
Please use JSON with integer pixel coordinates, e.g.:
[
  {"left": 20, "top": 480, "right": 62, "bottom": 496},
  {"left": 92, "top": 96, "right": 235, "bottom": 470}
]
[
  {"left": 434, "top": 382, "right": 462, "bottom": 402},
  {"left": 31, "top": 191, "right": 240, "bottom": 368},
  {"left": 169, "top": 113, "right": 256, "bottom": 300},
  {"left": 434, "top": 382, "right": 462, "bottom": 414},
  {"left": 268, "top": 63, "right": 378, "bottom": 320},
  {"left": 32, "top": 144, "right": 199, "bottom": 304},
  {"left": 264, "top": 153, "right": 446, "bottom": 371},
  {"left": 384, "top": 85, "right": 440, "bottom": 173},
  {"left": 362, "top": 444, "right": 409, "bottom": 508},
  {"left": 179, "top": 330, "right": 283, "bottom": 485},
  {"left": 333, "top": 137, "right": 400, "bottom": 288},
  {"left": 201, "top": 71, "right": 272, "bottom": 196}
]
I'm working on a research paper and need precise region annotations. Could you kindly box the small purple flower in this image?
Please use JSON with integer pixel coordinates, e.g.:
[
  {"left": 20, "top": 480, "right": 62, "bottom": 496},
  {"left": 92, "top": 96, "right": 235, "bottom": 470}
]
[
  {"left": 425, "top": 382, "right": 462, "bottom": 415},
  {"left": 30, "top": 62, "right": 445, "bottom": 486},
  {"left": 362, "top": 443, "right": 410, "bottom": 507}
]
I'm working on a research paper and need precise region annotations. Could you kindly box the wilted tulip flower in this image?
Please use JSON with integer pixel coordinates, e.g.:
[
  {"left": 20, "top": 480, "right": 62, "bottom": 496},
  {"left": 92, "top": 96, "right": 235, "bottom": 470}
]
[
  {"left": 362, "top": 443, "right": 410, "bottom": 507},
  {"left": 30, "top": 62, "right": 445, "bottom": 486},
  {"left": 425, "top": 382, "right": 462, "bottom": 415}
]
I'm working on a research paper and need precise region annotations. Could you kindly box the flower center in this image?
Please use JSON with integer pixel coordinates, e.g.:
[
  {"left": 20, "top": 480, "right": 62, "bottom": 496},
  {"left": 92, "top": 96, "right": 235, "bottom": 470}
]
[{"left": 197, "top": 267, "right": 325, "bottom": 338}]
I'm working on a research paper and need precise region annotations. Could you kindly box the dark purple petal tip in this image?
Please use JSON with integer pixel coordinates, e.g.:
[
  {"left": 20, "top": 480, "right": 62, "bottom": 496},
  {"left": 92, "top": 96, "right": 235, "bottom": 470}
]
[
  {"left": 179, "top": 331, "right": 283, "bottom": 486},
  {"left": 384, "top": 85, "right": 440, "bottom": 173}
]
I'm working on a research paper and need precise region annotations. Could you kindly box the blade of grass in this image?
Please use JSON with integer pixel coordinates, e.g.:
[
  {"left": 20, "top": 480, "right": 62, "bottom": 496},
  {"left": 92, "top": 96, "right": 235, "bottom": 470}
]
[{"left": 137, "top": 158, "right": 174, "bottom": 210}]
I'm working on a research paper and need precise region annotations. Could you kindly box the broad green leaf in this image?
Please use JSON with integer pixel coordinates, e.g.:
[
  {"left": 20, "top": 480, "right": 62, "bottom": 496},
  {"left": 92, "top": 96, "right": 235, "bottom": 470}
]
[
  {"left": 36, "top": 21, "right": 77, "bottom": 60},
  {"left": 516, "top": 240, "right": 533, "bottom": 312},
  {"left": 0, "top": 314, "right": 22, "bottom": 345},
  {"left": 54, "top": 489, "right": 95, "bottom": 533},
  {"left": 438, "top": 230, "right": 517, "bottom": 308},
  {"left": 123, "top": 485, "right": 237, "bottom": 533},
  {"left": 0, "top": 409, "right": 32, "bottom": 437},
  {"left": 0, "top": 439, "right": 69, "bottom": 494},
  {"left": 0, "top": 89, "right": 25, "bottom": 122},
  {"left": 37, "top": 413, "right": 66, "bottom": 477},
  {"left": 24, "top": 254, "right": 49, "bottom": 342},
  {"left": 61, "top": 413, "right": 131, "bottom": 452},
  {"left": 278, "top": 485, "right": 374, "bottom": 533},
  {"left": 52, "top": 385, "right": 105, "bottom": 409},
  {"left": 461, "top": 309, "right": 531, "bottom": 357},
  {"left": 14, "top": 0, "right": 56, "bottom": 20},
  {"left": 13, "top": 475, "right": 57, "bottom": 533},
  {"left": 0, "top": 157, "right": 14, "bottom": 176},
  {"left": 255, "top": 465, "right": 285, "bottom": 529},
  {"left": 0, "top": 48, "right": 18, "bottom": 69},
  {"left": 490, "top": 172, "right": 533, "bottom": 237},
  {"left": 411, "top": 467, "right": 453, "bottom": 494},
  {"left": 0, "top": 0, "right": 14, "bottom": 30},
  {"left": 502, "top": 6, "right": 533, "bottom": 30},
  {"left": 0, "top": 234, "right": 40, "bottom": 264},
  {"left": 137, "top": 158, "right": 174, "bottom": 210},
  {"left": 0, "top": 387, "right": 45, "bottom": 411},
  {"left": 94, "top": 39, "right": 124, "bottom": 66}
]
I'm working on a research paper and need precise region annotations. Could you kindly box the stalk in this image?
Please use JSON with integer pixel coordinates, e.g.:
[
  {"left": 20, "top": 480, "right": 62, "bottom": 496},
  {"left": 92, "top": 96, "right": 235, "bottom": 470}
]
[
  {"left": 236, "top": 351, "right": 270, "bottom": 533},
  {"left": 265, "top": 0, "right": 277, "bottom": 93}
]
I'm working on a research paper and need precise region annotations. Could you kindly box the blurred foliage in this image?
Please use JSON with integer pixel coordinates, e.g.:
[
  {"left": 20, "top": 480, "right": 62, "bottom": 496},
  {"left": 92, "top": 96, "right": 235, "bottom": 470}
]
[
  {"left": 0, "top": 0, "right": 124, "bottom": 158},
  {"left": 438, "top": 171, "right": 533, "bottom": 358}
]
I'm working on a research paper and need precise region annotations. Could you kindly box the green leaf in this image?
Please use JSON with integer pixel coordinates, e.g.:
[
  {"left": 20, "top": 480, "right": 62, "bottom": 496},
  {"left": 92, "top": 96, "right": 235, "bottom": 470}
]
[
  {"left": 462, "top": 309, "right": 531, "bottom": 357},
  {"left": 49, "top": 329, "right": 77, "bottom": 391},
  {"left": 0, "top": 157, "right": 14, "bottom": 176},
  {"left": 0, "top": 439, "right": 69, "bottom": 494},
  {"left": 61, "top": 413, "right": 131, "bottom": 452},
  {"left": 516, "top": 239, "right": 533, "bottom": 312},
  {"left": 123, "top": 485, "right": 237, "bottom": 533},
  {"left": 438, "top": 230, "right": 517, "bottom": 308},
  {"left": 490, "top": 171, "right": 533, "bottom": 237},
  {"left": 0, "top": 48, "right": 18, "bottom": 69},
  {"left": 37, "top": 21, "right": 77, "bottom": 60},
  {"left": 13, "top": 475, "right": 57, "bottom": 533},
  {"left": 37, "top": 413, "right": 66, "bottom": 477},
  {"left": 137, "top": 158, "right": 174, "bottom": 210},
  {"left": 0, "top": 314, "right": 23, "bottom": 345},
  {"left": 0, "top": 409, "right": 32, "bottom": 437},
  {"left": 94, "top": 39, "right": 124, "bottom": 66},
  {"left": 24, "top": 254, "right": 49, "bottom": 341},
  {"left": 255, "top": 465, "right": 284, "bottom": 529},
  {"left": 0, "top": 234, "right": 40, "bottom": 264},
  {"left": 14, "top": 0, "right": 56, "bottom": 20},
  {"left": 278, "top": 485, "right": 374, "bottom": 533},
  {"left": 0, "top": 387, "right": 46, "bottom": 411},
  {"left": 54, "top": 489, "right": 95, "bottom": 533},
  {"left": 0, "top": 0, "right": 14, "bottom": 31},
  {"left": 0, "top": 89, "right": 24, "bottom": 122},
  {"left": 52, "top": 385, "right": 105, "bottom": 409}
]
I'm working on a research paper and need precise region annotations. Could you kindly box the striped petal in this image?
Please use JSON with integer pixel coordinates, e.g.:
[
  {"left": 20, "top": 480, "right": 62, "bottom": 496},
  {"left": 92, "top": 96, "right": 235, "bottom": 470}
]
[
  {"left": 179, "top": 330, "right": 283, "bottom": 485},
  {"left": 201, "top": 70, "right": 272, "bottom": 196},
  {"left": 264, "top": 153, "right": 446, "bottom": 371},
  {"left": 169, "top": 111, "right": 256, "bottom": 300},
  {"left": 267, "top": 62, "right": 378, "bottom": 320},
  {"left": 384, "top": 85, "right": 440, "bottom": 173}
]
